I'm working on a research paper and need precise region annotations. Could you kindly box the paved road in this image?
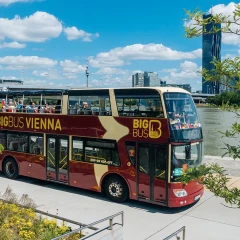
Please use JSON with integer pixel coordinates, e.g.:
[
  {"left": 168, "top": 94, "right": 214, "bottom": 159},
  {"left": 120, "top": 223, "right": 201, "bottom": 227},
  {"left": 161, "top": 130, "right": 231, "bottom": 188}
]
[
  {"left": 0, "top": 163, "right": 239, "bottom": 240},
  {"left": 203, "top": 155, "right": 240, "bottom": 177}
]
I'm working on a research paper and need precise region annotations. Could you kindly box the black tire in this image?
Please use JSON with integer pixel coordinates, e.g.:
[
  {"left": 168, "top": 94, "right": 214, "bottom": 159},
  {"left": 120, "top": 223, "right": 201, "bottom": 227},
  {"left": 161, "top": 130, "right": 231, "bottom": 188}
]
[
  {"left": 3, "top": 158, "right": 19, "bottom": 179},
  {"left": 104, "top": 176, "right": 128, "bottom": 203}
]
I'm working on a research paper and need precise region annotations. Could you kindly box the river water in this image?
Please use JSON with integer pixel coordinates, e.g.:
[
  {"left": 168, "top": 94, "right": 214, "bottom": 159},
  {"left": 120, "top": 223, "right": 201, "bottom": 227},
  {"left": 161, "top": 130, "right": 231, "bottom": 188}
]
[{"left": 197, "top": 107, "right": 239, "bottom": 157}]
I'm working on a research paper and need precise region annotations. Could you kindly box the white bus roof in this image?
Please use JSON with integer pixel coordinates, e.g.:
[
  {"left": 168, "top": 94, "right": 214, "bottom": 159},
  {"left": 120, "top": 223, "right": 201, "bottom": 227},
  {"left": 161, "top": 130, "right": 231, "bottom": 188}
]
[{"left": 69, "top": 87, "right": 189, "bottom": 94}]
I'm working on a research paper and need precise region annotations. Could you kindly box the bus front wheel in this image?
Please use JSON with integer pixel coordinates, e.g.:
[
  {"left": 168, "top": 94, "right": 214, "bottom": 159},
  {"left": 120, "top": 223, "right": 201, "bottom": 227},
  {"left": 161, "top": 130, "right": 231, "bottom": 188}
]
[
  {"left": 104, "top": 176, "right": 128, "bottom": 203},
  {"left": 3, "top": 158, "right": 19, "bottom": 179}
]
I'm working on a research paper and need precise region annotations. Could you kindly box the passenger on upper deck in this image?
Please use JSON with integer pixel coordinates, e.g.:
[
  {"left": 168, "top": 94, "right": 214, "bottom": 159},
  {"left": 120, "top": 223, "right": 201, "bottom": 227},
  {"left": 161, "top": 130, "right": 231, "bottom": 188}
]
[
  {"left": 83, "top": 102, "right": 88, "bottom": 110},
  {"left": 27, "top": 102, "right": 38, "bottom": 113},
  {"left": 82, "top": 102, "right": 92, "bottom": 115},
  {"left": 55, "top": 100, "right": 62, "bottom": 114},
  {"left": 8, "top": 101, "right": 16, "bottom": 112},
  {"left": 16, "top": 100, "right": 23, "bottom": 112}
]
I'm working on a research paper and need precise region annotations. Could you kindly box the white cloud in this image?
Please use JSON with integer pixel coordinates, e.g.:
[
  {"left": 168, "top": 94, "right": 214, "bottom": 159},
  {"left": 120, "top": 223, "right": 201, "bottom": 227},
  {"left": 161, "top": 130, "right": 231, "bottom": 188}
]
[
  {"left": 180, "top": 61, "right": 198, "bottom": 72},
  {"left": 23, "top": 79, "right": 48, "bottom": 86},
  {"left": 89, "top": 43, "right": 202, "bottom": 68},
  {"left": 132, "top": 70, "right": 143, "bottom": 74},
  {"left": 60, "top": 60, "right": 85, "bottom": 73},
  {"left": 0, "top": 12, "right": 62, "bottom": 42},
  {"left": 210, "top": 3, "right": 240, "bottom": 45},
  {"left": 185, "top": 2, "right": 240, "bottom": 45},
  {"left": 160, "top": 61, "right": 201, "bottom": 81},
  {"left": 0, "top": 55, "right": 57, "bottom": 68},
  {"left": 32, "top": 70, "right": 48, "bottom": 77},
  {"left": 170, "top": 71, "right": 198, "bottom": 79},
  {"left": 32, "top": 69, "right": 63, "bottom": 81},
  {"left": 0, "top": 0, "right": 37, "bottom": 6},
  {"left": 1, "top": 75, "right": 18, "bottom": 80},
  {"left": 161, "top": 68, "right": 177, "bottom": 73},
  {"left": 90, "top": 75, "right": 131, "bottom": 88},
  {"left": 64, "top": 26, "right": 99, "bottom": 41},
  {"left": 0, "top": 41, "right": 26, "bottom": 48},
  {"left": 95, "top": 67, "right": 127, "bottom": 75}
]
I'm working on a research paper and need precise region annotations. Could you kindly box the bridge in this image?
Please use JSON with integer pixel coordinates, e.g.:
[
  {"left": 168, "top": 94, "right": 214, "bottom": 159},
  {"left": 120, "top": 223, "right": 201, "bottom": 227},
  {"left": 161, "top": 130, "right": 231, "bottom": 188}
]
[{"left": 191, "top": 93, "right": 215, "bottom": 103}]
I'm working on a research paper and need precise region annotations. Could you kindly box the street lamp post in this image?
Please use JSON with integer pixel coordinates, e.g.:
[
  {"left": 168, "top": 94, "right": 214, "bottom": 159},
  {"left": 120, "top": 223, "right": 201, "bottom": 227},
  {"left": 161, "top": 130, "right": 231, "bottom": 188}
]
[
  {"left": 20, "top": 66, "right": 24, "bottom": 81},
  {"left": 85, "top": 60, "right": 89, "bottom": 88},
  {"left": 47, "top": 69, "right": 51, "bottom": 86},
  {"left": 45, "top": 69, "right": 51, "bottom": 87}
]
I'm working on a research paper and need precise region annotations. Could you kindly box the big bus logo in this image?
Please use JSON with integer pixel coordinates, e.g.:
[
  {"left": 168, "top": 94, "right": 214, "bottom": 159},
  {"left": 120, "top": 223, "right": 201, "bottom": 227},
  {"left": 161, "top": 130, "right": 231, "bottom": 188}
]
[{"left": 133, "top": 119, "right": 162, "bottom": 139}]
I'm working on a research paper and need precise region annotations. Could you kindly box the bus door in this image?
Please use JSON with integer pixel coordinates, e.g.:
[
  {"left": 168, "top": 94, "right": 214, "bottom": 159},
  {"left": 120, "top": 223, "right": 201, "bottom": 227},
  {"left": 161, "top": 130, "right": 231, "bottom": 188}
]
[
  {"left": 137, "top": 144, "right": 168, "bottom": 204},
  {"left": 46, "top": 135, "right": 69, "bottom": 183}
]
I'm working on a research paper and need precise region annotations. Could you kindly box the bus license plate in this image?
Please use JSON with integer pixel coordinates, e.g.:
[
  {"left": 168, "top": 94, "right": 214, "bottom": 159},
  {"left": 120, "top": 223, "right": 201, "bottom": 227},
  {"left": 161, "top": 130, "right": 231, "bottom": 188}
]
[{"left": 194, "top": 194, "right": 201, "bottom": 201}]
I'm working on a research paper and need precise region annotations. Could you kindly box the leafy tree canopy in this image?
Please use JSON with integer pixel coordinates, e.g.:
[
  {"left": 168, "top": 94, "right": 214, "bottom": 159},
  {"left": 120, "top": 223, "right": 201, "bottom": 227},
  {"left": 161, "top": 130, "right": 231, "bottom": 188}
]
[{"left": 181, "top": 5, "right": 240, "bottom": 208}]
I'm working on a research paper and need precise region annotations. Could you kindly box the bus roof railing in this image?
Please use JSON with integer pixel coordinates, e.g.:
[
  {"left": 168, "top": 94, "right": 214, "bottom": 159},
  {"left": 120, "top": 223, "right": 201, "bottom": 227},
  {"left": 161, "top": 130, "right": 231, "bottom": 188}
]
[{"left": 0, "top": 89, "right": 67, "bottom": 98}]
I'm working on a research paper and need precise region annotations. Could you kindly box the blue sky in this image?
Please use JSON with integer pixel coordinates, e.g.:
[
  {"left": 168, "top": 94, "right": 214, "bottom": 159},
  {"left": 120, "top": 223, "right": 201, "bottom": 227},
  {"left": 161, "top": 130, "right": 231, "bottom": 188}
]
[{"left": 0, "top": 0, "right": 239, "bottom": 92}]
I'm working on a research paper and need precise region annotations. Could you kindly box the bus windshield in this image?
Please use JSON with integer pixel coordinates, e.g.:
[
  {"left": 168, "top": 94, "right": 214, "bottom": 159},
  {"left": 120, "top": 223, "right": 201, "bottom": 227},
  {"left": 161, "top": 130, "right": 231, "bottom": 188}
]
[
  {"left": 163, "top": 92, "right": 202, "bottom": 141},
  {"left": 171, "top": 142, "right": 204, "bottom": 182}
]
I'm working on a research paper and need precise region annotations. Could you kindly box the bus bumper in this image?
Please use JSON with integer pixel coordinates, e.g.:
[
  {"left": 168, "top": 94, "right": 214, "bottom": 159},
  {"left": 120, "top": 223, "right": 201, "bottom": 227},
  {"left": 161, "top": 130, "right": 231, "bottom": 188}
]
[{"left": 168, "top": 186, "right": 204, "bottom": 208}]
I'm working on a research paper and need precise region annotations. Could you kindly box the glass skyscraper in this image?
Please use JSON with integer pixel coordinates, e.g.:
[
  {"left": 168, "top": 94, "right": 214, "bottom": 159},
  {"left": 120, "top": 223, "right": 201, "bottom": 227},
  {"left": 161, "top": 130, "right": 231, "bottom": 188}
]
[{"left": 202, "top": 14, "right": 221, "bottom": 94}]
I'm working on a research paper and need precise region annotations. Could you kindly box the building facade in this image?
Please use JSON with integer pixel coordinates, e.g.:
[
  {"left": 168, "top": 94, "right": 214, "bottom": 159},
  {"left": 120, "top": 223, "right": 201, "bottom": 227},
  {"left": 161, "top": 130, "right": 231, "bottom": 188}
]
[
  {"left": 144, "top": 72, "right": 160, "bottom": 87},
  {"left": 132, "top": 72, "right": 160, "bottom": 87},
  {"left": 132, "top": 73, "right": 144, "bottom": 87},
  {"left": 202, "top": 14, "right": 221, "bottom": 94}
]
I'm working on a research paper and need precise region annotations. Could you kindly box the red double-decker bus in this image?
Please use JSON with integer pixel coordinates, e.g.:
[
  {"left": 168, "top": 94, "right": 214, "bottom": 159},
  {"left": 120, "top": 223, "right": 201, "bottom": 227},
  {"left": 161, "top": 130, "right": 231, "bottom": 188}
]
[{"left": 0, "top": 87, "right": 204, "bottom": 207}]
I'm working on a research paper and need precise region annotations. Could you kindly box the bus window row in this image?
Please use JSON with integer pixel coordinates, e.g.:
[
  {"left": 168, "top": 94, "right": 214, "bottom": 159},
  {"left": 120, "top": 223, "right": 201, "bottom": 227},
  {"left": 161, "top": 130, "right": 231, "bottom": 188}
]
[
  {"left": 72, "top": 138, "right": 120, "bottom": 166},
  {"left": 0, "top": 132, "right": 43, "bottom": 155},
  {"left": 114, "top": 88, "right": 164, "bottom": 118},
  {"left": 68, "top": 95, "right": 111, "bottom": 116}
]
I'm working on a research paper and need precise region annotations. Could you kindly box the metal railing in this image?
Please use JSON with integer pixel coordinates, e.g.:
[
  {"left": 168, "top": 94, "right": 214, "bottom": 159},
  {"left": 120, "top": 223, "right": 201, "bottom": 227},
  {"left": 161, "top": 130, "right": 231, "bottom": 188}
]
[
  {"left": 163, "top": 226, "right": 186, "bottom": 240},
  {"left": 51, "top": 211, "right": 124, "bottom": 240}
]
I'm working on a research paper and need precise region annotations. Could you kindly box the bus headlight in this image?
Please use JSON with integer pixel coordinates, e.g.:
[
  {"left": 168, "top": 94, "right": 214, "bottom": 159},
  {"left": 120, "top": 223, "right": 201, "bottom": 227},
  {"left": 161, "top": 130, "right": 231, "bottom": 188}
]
[{"left": 173, "top": 189, "right": 187, "bottom": 197}]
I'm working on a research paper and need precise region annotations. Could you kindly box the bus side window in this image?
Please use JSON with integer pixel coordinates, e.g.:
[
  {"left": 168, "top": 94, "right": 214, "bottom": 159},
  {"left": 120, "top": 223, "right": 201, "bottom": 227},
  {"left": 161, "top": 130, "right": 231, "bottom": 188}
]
[
  {"left": 154, "top": 147, "right": 167, "bottom": 180},
  {"left": 139, "top": 147, "right": 150, "bottom": 174},
  {"left": 72, "top": 139, "right": 83, "bottom": 161},
  {"left": 126, "top": 142, "right": 136, "bottom": 166},
  {"left": 30, "top": 136, "right": 43, "bottom": 155},
  {"left": 0, "top": 132, "right": 6, "bottom": 149}
]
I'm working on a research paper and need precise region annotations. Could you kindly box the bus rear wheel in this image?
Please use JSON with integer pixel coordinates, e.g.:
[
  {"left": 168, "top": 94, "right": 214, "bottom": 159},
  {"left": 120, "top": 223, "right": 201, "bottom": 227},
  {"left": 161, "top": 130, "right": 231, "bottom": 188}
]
[
  {"left": 104, "top": 176, "right": 128, "bottom": 203},
  {"left": 3, "top": 158, "right": 19, "bottom": 179}
]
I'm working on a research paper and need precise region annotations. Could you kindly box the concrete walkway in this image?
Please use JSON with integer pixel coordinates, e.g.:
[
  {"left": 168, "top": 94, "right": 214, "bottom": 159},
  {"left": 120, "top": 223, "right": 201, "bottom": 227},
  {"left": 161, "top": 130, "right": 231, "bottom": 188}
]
[{"left": 0, "top": 172, "right": 239, "bottom": 240}]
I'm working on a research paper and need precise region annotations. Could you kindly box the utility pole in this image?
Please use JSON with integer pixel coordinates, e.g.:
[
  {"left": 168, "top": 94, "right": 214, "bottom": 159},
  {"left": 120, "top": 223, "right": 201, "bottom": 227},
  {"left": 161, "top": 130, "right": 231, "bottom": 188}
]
[{"left": 20, "top": 66, "right": 24, "bottom": 82}]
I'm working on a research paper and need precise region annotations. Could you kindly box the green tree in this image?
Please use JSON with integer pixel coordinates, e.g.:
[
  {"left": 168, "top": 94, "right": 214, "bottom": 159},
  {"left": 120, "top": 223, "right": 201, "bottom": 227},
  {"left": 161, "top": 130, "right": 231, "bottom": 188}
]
[{"left": 181, "top": 5, "right": 240, "bottom": 207}]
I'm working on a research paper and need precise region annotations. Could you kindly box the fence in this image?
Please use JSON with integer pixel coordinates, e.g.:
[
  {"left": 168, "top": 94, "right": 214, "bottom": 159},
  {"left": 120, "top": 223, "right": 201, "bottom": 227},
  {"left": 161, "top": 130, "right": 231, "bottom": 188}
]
[{"left": 51, "top": 211, "right": 124, "bottom": 240}]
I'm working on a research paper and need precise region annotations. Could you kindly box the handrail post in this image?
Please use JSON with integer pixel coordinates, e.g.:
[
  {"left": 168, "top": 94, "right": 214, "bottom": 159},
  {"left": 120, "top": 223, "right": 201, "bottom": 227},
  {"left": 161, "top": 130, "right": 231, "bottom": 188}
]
[
  {"left": 183, "top": 226, "right": 186, "bottom": 240},
  {"left": 109, "top": 218, "right": 113, "bottom": 230},
  {"left": 121, "top": 211, "right": 124, "bottom": 226},
  {"left": 80, "top": 224, "right": 82, "bottom": 238}
]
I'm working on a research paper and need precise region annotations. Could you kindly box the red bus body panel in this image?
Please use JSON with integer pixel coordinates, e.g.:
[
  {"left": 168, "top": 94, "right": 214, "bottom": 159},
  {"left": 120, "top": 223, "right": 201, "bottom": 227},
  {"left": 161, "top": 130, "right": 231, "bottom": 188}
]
[{"left": 0, "top": 112, "right": 203, "bottom": 207}]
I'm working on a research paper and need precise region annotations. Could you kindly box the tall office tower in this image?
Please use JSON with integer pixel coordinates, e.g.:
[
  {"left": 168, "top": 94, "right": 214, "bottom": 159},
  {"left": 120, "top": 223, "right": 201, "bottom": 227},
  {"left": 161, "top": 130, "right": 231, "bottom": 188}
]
[
  {"left": 144, "top": 72, "right": 160, "bottom": 87},
  {"left": 132, "top": 72, "right": 144, "bottom": 87},
  {"left": 202, "top": 13, "right": 221, "bottom": 94}
]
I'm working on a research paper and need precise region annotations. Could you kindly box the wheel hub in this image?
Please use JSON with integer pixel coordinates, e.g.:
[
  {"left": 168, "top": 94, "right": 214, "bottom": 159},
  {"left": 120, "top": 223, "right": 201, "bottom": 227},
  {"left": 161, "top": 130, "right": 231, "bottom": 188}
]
[{"left": 109, "top": 182, "right": 122, "bottom": 197}]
